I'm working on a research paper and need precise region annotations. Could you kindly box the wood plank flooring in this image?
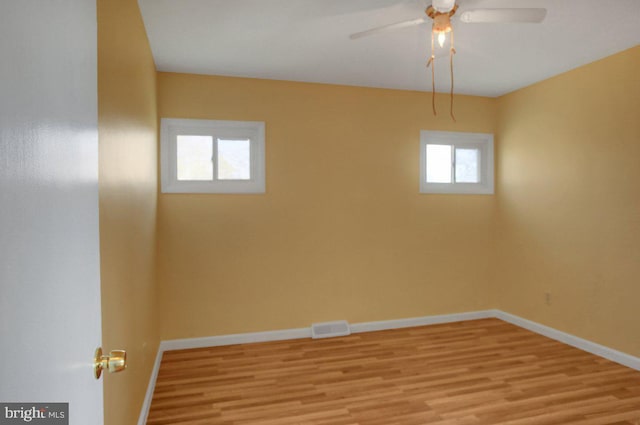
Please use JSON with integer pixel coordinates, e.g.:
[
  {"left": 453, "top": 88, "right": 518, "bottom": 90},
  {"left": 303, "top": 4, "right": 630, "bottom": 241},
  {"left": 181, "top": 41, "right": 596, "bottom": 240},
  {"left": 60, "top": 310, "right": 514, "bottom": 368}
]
[{"left": 146, "top": 319, "right": 640, "bottom": 425}]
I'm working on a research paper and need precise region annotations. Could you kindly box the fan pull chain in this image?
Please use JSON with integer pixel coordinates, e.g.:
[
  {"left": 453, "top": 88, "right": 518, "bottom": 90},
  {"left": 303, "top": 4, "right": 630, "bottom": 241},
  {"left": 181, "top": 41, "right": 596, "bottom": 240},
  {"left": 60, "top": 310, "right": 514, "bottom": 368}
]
[
  {"left": 428, "top": 29, "right": 437, "bottom": 116},
  {"left": 428, "top": 15, "right": 457, "bottom": 121},
  {"left": 449, "top": 29, "right": 456, "bottom": 122}
]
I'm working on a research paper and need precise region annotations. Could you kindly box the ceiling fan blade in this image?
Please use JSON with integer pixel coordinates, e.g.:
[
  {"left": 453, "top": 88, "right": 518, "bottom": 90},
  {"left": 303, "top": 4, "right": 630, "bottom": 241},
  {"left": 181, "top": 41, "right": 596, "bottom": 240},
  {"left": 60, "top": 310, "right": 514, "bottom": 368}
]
[
  {"left": 349, "top": 17, "right": 427, "bottom": 40},
  {"left": 459, "top": 8, "right": 547, "bottom": 24}
]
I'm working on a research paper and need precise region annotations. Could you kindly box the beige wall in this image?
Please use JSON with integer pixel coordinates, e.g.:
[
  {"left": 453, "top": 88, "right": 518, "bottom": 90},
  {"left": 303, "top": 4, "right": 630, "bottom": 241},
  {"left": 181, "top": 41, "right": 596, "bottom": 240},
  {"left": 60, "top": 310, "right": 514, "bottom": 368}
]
[
  {"left": 157, "top": 73, "right": 497, "bottom": 340},
  {"left": 494, "top": 46, "right": 640, "bottom": 356},
  {"left": 157, "top": 47, "right": 640, "bottom": 358},
  {"left": 97, "top": 0, "right": 159, "bottom": 423}
]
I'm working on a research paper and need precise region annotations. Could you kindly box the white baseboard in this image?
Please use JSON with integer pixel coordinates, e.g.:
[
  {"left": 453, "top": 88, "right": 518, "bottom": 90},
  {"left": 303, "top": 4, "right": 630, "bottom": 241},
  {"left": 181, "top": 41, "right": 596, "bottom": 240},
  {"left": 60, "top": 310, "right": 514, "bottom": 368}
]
[
  {"left": 138, "top": 309, "right": 640, "bottom": 423},
  {"left": 159, "top": 327, "right": 311, "bottom": 352},
  {"left": 494, "top": 310, "right": 640, "bottom": 371},
  {"left": 350, "top": 310, "right": 494, "bottom": 333},
  {"left": 158, "top": 310, "right": 496, "bottom": 352},
  {"left": 137, "top": 348, "right": 164, "bottom": 425}
]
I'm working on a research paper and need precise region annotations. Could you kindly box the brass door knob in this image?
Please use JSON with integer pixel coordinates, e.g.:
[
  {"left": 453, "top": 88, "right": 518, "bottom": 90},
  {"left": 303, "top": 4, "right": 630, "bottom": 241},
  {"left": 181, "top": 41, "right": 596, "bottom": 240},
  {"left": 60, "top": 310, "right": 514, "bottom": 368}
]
[{"left": 94, "top": 347, "right": 127, "bottom": 379}]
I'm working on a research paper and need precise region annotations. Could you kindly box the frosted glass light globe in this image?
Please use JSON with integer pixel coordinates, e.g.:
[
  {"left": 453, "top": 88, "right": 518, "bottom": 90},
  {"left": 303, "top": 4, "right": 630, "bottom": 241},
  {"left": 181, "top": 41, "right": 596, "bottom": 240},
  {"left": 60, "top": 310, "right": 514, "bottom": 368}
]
[{"left": 432, "top": 0, "right": 455, "bottom": 13}]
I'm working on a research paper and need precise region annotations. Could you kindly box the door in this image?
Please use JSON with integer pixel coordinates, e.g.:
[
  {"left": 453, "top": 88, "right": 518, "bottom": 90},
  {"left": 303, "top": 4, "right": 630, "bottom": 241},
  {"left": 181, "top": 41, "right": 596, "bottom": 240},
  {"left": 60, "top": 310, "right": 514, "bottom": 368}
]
[{"left": 0, "top": 0, "right": 103, "bottom": 424}]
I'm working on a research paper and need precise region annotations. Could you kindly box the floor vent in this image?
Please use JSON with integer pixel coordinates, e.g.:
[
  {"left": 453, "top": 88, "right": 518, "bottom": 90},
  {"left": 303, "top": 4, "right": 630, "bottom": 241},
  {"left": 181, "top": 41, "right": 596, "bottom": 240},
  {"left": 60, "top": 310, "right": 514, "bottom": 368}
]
[{"left": 311, "top": 320, "right": 351, "bottom": 339}]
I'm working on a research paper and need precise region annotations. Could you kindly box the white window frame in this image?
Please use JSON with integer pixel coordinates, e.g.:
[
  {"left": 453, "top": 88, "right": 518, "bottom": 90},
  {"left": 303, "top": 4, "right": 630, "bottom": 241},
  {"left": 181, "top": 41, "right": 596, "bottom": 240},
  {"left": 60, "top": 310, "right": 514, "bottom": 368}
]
[
  {"left": 161, "top": 118, "right": 265, "bottom": 193},
  {"left": 420, "top": 130, "right": 494, "bottom": 195}
]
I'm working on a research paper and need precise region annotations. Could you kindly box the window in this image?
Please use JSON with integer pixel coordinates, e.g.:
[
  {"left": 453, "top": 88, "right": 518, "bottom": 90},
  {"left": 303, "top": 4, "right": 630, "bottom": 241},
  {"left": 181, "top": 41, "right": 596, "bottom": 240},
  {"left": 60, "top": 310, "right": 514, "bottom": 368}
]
[
  {"left": 420, "top": 131, "right": 494, "bottom": 194},
  {"left": 161, "top": 118, "right": 265, "bottom": 193}
]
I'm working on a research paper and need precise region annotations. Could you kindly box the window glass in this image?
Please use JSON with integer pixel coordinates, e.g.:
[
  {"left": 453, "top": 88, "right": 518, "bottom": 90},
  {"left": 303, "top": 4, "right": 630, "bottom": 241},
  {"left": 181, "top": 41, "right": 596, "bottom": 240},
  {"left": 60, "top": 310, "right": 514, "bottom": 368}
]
[
  {"left": 455, "top": 148, "right": 479, "bottom": 183},
  {"left": 426, "top": 144, "right": 452, "bottom": 183},
  {"left": 217, "top": 139, "right": 251, "bottom": 180},
  {"left": 177, "top": 135, "right": 213, "bottom": 181}
]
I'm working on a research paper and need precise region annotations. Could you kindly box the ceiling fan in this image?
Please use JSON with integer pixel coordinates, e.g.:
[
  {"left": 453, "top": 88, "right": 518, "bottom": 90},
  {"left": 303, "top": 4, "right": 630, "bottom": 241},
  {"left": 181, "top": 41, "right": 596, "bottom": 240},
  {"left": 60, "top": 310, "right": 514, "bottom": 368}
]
[
  {"left": 349, "top": 0, "right": 547, "bottom": 120},
  {"left": 350, "top": 0, "right": 547, "bottom": 40}
]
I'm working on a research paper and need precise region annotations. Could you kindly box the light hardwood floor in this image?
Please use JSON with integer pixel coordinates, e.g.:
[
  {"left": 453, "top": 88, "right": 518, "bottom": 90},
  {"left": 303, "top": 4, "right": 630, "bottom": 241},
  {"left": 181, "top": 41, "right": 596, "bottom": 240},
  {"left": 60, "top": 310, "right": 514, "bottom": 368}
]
[{"left": 147, "top": 319, "right": 640, "bottom": 424}]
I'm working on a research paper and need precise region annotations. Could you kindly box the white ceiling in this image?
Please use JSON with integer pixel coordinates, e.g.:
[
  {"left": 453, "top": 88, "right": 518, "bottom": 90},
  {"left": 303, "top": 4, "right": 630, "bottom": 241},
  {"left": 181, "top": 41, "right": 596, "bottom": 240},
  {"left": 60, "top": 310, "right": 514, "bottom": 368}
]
[{"left": 138, "top": 0, "right": 640, "bottom": 97}]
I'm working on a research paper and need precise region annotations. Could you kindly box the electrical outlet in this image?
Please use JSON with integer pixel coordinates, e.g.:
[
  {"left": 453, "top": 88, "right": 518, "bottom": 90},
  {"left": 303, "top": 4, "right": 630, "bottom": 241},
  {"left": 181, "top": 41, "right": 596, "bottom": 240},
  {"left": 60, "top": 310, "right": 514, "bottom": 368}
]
[{"left": 544, "top": 292, "right": 552, "bottom": 306}]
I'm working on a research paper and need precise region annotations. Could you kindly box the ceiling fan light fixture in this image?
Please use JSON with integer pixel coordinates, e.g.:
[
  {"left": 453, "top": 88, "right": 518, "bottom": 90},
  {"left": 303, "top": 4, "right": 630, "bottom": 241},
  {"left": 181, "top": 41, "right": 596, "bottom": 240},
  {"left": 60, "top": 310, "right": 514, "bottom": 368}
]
[{"left": 432, "top": 13, "right": 452, "bottom": 47}]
